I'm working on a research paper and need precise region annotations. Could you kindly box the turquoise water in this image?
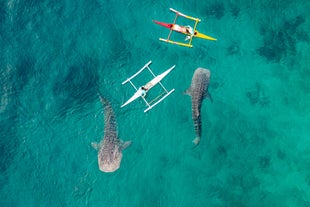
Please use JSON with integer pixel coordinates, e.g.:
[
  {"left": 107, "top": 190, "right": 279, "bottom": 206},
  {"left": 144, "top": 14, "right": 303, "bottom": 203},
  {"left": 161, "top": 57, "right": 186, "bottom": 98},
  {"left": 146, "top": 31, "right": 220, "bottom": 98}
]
[{"left": 1, "top": 0, "right": 310, "bottom": 206}]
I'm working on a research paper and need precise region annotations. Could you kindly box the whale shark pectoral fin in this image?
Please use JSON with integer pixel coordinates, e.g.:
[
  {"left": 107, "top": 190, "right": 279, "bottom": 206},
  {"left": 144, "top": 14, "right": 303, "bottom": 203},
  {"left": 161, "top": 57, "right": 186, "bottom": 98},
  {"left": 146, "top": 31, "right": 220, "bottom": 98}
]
[
  {"left": 204, "top": 91, "right": 213, "bottom": 102},
  {"left": 91, "top": 142, "right": 99, "bottom": 150},
  {"left": 184, "top": 87, "right": 192, "bottom": 96},
  {"left": 120, "top": 140, "right": 132, "bottom": 150}
]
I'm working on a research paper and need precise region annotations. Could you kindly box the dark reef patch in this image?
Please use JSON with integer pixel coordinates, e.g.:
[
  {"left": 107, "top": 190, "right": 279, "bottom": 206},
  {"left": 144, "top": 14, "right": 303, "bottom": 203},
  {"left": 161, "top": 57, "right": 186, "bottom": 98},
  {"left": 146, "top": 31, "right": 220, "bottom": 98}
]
[
  {"left": 52, "top": 56, "right": 99, "bottom": 116},
  {"left": 0, "top": 2, "right": 6, "bottom": 25},
  {"left": 216, "top": 145, "right": 228, "bottom": 158},
  {"left": 205, "top": 2, "right": 225, "bottom": 19},
  {"left": 12, "top": 56, "right": 36, "bottom": 92},
  {"left": 305, "top": 174, "right": 310, "bottom": 187},
  {"left": 226, "top": 42, "right": 241, "bottom": 56},
  {"left": 0, "top": 97, "right": 20, "bottom": 190},
  {"left": 230, "top": 4, "right": 240, "bottom": 18},
  {"left": 257, "top": 15, "right": 308, "bottom": 62},
  {"left": 258, "top": 155, "right": 271, "bottom": 169},
  {"left": 277, "top": 149, "right": 286, "bottom": 160},
  {"left": 0, "top": 118, "right": 18, "bottom": 173},
  {"left": 245, "top": 82, "right": 270, "bottom": 107},
  {"left": 105, "top": 31, "right": 133, "bottom": 68}
]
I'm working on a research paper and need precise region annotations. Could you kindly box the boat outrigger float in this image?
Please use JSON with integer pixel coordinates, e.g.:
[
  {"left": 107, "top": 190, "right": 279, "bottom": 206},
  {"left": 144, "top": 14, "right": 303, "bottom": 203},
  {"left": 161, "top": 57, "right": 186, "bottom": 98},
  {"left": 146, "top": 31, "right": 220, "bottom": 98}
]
[
  {"left": 121, "top": 61, "right": 175, "bottom": 113},
  {"left": 153, "top": 8, "right": 217, "bottom": 48}
]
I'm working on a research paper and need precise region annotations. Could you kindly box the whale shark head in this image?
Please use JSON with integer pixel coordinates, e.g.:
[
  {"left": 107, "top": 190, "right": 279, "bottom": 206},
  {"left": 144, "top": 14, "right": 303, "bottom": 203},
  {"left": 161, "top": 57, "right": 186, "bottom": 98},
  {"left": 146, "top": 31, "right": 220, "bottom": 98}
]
[
  {"left": 92, "top": 138, "right": 131, "bottom": 173},
  {"left": 98, "top": 144, "right": 123, "bottom": 173},
  {"left": 98, "top": 155, "right": 122, "bottom": 173}
]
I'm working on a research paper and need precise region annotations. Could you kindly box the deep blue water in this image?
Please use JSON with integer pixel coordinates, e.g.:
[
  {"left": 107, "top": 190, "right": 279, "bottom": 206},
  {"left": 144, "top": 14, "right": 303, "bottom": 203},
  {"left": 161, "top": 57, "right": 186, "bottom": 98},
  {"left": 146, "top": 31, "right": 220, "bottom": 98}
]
[{"left": 1, "top": 0, "right": 310, "bottom": 206}]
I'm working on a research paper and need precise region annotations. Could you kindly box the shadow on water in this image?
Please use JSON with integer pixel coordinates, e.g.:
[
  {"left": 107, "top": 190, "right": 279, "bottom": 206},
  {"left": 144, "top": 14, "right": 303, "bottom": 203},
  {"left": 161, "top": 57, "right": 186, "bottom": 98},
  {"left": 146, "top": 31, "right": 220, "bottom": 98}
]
[{"left": 52, "top": 56, "right": 99, "bottom": 117}]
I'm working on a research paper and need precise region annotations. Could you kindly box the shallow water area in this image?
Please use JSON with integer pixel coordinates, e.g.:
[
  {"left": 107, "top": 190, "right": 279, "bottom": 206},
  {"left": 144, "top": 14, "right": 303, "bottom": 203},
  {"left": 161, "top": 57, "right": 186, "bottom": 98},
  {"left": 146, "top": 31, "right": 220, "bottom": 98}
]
[{"left": 0, "top": 0, "right": 310, "bottom": 206}]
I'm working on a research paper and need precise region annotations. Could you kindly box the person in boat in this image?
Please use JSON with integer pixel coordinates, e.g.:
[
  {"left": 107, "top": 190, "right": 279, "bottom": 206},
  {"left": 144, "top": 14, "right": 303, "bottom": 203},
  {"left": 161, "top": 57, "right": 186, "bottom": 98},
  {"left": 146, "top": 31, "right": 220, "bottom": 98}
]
[
  {"left": 171, "top": 24, "right": 194, "bottom": 41},
  {"left": 184, "top": 25, "right": 194, "bottom": 41},
  {"left": 185, "top": 25, "right": 194, "bottom": 35},
  {"left": 138, "top": 86, "right": 147, "bottom": 97}
]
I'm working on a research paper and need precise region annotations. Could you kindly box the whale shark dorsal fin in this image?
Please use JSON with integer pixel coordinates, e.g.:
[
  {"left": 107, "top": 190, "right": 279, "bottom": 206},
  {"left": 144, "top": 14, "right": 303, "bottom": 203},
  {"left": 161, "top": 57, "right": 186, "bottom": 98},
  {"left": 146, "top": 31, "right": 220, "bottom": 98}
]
[
  {"left": 120, "top": 140, "right": 132, "bottom": 150},
  {"left": 184, "top": 87, "right": 192, "bottom": 96},
  {"left": 91, "top": 142, "right": 99, "bottom": 150}
]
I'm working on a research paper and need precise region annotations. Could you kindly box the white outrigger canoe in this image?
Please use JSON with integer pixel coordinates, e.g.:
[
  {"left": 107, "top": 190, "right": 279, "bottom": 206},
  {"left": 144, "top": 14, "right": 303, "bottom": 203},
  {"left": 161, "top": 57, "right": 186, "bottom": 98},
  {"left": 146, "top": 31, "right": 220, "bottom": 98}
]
[{"left": 121, "top": 61, "right": 175, "bottom": 112}]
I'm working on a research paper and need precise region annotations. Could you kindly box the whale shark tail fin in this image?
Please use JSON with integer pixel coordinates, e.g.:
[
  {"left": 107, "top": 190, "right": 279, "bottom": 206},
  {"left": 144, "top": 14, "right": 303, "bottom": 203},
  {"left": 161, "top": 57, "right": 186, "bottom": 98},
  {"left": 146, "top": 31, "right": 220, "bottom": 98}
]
[{"left": 192, "top": 137, "right": 201, "bottom": 146}]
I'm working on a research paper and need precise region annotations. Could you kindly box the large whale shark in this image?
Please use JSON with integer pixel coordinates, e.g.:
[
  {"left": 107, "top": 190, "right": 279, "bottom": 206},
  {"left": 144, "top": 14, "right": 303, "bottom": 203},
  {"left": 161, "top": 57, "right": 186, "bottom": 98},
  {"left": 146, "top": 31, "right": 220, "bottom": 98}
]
[
  {"left": 185, "top": 68, "right": 212, "bottom": 146},
  {"left": 92, "top": 95, "right": 131, "bottom": 172}
]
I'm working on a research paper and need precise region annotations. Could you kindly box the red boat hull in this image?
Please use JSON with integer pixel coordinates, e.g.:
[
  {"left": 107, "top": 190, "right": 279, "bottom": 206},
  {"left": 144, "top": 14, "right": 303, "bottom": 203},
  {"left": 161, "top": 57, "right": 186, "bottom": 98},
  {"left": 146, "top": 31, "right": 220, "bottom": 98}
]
[{"left": 153, "top": 20, "right": 173, "bottom": 29}]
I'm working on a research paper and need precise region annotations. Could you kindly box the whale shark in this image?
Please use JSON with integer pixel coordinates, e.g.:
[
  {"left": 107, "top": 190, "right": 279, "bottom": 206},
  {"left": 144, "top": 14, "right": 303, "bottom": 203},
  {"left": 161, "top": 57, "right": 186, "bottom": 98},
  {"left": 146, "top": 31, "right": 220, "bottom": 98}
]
[
  {"left": 92, "top": 95, "right": 131, "bottom": 172},
  {"left": 185, "top": 68, "right": 212, "bottom": 146}
]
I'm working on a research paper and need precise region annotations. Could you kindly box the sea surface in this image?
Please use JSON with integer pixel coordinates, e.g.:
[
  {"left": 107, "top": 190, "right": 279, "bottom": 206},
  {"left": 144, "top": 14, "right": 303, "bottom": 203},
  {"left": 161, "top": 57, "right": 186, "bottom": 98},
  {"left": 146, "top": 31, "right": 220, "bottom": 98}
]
[{"left": 0, "top": 0, "right": 310, "bottom": 206}]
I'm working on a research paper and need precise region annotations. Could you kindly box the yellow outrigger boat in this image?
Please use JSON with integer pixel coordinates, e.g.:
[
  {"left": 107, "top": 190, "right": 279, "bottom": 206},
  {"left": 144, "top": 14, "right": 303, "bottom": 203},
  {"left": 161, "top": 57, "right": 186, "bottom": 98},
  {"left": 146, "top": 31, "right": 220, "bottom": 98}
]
[{"left": 153, "top": 8, "right": 217, "bottom": 48}]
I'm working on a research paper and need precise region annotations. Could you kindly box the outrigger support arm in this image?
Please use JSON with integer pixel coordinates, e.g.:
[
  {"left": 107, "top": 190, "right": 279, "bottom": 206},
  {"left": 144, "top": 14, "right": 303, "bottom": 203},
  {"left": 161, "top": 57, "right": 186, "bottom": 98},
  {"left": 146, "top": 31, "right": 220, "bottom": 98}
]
[
  {"left": 169, "top": 8, "right": 201, "bottom": 22},
  {"left": 188, "top": 18, "right": 200, "bottom": 45},
  {"left": 144, "top": 89, "right": 175, "bottom": 113},
  {"left": 167, "top": 10, "right": 179, "bottom": 40},
  {"left": 122, "top": 61, "right": 152, "bottom": 85}
]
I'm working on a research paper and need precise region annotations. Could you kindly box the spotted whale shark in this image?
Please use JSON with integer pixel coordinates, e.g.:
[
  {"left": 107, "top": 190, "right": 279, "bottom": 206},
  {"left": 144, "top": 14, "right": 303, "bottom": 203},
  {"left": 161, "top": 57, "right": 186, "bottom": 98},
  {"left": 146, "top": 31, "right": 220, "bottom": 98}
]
[
  {"left": 185, "top": 68, "right": 212, "bottom": 145},
  {"left": 92, "top": 95, "right": 131, "bottom": 172}
]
